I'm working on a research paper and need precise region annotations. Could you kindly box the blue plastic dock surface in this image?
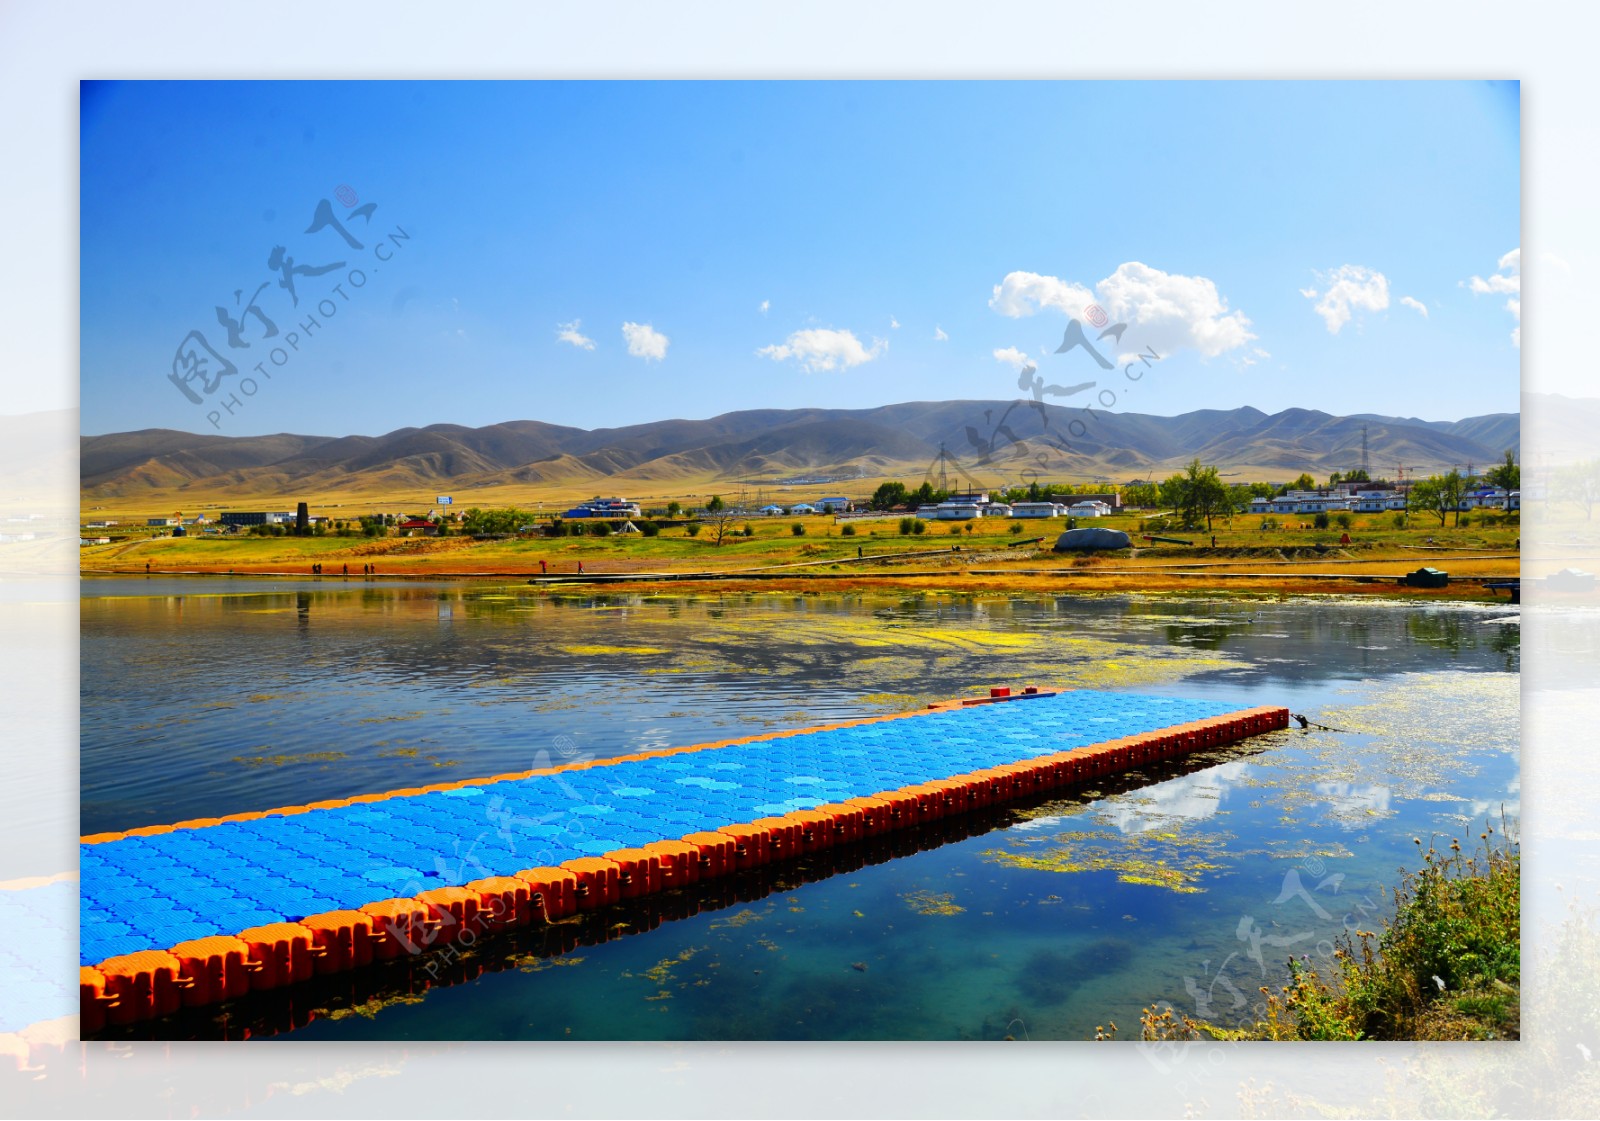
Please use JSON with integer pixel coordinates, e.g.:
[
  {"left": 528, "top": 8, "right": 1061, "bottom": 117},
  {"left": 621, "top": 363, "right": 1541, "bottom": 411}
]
[{"left": 82, "top": 690, "right": 1243, "bottom": 966}]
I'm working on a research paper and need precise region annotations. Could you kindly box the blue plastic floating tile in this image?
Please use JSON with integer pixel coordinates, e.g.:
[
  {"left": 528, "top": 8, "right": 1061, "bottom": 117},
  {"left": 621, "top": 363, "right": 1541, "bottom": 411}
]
[{"left": 79, "top": 690, "right": 1248, "bottom": 964}]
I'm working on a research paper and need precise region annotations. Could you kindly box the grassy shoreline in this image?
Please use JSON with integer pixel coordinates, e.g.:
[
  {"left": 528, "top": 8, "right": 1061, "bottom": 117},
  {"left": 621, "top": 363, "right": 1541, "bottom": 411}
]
[
  {"left": 79, "top": 514, "right": 1520, "bottom": 600},
  {"left": 1106, "top": 826, "right": 1521, "bottom": 1042}
]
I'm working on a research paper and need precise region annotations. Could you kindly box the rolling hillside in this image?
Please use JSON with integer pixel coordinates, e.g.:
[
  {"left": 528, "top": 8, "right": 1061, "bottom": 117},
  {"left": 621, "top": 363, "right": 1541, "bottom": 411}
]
[{"left": 80, "top": 400, "right": 1524, "bottom": 502}]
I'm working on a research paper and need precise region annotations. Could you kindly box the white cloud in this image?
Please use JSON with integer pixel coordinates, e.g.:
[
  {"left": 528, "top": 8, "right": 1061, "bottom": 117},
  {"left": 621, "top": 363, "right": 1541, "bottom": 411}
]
[
  {"left": 992, "top": 346, "right": 1033, "bottom": 371},
  {"left": 1399, "top": 296, "right": 1429, "bottom": 318},
  {"left": 990, "top": 263, "right": 1255, "bottom": 359},
  {"left": 1464, "top": 248, "right": 1521, "bottom": 347},
  {"left": 1237, "top": 346, "right": 1272, "bottom": 368},
  {"left": 1467, "top": 248, "right": 1521, "bottom": 295},
  {"left": 1302, "top": 264, "right": 1390, "bottom": 334},
  {"left": 989, "top": 270, "right": 1097, "bottom": 318},
  {"left": 890, "top": 316, "right": 901, "bottom": 329},
  {"left": 933, "top": 326, "right": 948, "bottom": 342},
  {"left": 556, "top": 319, "right": 595, "bottom": 350},
  {"left": 758, "top": 327, "right": 887, "bottom": 373},
  {"left": 759, "top": 299, "right": 770, "bottom": 315},
  {"left": 1095, "top": 262, "right": 1257, "bottom": 357},
  {"left": 621, "top": 321, "right": 669, "bottom": 361}
]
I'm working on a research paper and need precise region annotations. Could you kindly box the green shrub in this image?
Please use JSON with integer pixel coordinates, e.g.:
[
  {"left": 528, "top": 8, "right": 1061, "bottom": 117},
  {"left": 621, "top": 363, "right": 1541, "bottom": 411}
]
[
  {"left": 899, "top": 517, "right": 916, "bottom": 535},
  {"left": 1227, "top": 828, "right": 1517, "bottom": 1041},
  {"left": 840, "top": 523, "right": 857, "bottom": 536},
  {"left": 685, "top": 522, "right": 701, "bottom": 537},
  {"left": 791, "top": 523, "right": 806, "bottom": 536},
  {"left": 1313, "top": 511, "right": 1330, "bottom": 530},
  {"left": 1335, "top": 512, "right": 1353, "bottom": 530},
  {"left": 639, "top": 522, "right": 660, "bottom": 537},
  {"left": 1009, "top": 522, "right": 1024, "bottom": 534}
]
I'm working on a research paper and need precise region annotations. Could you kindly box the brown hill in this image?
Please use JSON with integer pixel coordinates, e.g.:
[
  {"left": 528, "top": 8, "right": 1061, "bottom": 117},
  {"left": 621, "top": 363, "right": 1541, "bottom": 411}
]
[{"left": 80, "top": 400, "right": 1523, "bottom": 502}]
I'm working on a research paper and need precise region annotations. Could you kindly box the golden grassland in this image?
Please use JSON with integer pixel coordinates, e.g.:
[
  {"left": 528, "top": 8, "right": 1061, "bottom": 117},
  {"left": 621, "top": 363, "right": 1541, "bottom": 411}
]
[
  {"left": 78, "top": 474, "right": 907, "bottom": 522},
  {"left": 79, "top": 507, "right": 1523, "bottom": 599}
]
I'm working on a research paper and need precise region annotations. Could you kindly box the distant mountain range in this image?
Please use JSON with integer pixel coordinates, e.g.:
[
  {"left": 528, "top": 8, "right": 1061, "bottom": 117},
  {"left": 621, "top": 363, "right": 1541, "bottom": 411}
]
[{"left": 79, "top": 400, "right": 1524, "bottom": 499}]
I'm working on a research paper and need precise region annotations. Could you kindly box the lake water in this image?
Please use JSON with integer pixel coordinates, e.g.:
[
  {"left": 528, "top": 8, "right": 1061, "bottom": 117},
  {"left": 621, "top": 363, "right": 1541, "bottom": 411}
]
[{"left": 80, "top": 581, "right": 1520, "bottom": 1040}]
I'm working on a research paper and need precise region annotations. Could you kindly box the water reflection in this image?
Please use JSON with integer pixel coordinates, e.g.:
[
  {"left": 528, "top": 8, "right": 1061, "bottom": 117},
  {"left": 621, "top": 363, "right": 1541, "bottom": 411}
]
[
  {"left": 82, "top": 589, "right": 1518, "bottom": 835},
  {"left": 79, "top": 583, "right": 1519, "bottom": 1041},
  {"left": 1095, "top": 760, "right": 1249, "bottom": 833}
]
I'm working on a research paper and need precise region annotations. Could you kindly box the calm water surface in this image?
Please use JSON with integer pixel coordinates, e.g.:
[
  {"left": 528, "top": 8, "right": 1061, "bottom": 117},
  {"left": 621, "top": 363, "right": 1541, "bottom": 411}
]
[{"left": 80, "top": 581, "right": 1519, "bottom": 1040}]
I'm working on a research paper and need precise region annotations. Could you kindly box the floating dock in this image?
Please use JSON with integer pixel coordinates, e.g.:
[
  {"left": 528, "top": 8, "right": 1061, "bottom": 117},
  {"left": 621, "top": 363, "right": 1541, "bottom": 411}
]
[{"left": 79, "top": 689, "right": 1288, "bottom": 1029}]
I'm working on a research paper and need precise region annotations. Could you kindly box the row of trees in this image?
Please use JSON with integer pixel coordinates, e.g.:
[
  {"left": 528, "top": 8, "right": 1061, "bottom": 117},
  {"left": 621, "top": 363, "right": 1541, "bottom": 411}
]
[
  {"left": 1391, "top": 450, "right": 1521, "bottom": 526},
  {"left": 869, "top": 481, "right": 950, "bottom": 511},
  {"left": 448, "top": 448, "right": 1525, "bottom": 538}
]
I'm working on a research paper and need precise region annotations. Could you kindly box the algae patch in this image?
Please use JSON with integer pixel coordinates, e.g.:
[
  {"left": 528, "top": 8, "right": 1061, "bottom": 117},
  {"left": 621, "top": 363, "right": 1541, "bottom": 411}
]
[
  {"left": 559, "top": 644, "right": 669, "bottom": 656},
  {"left": 984, "top": 825, "right": 1232, "bottom": 894},
  {"left": 901, "top": 889, "right": 966, "bottom": 916},
  {"left": 232, "top": 750, "right": 347, "bottom": 767}
]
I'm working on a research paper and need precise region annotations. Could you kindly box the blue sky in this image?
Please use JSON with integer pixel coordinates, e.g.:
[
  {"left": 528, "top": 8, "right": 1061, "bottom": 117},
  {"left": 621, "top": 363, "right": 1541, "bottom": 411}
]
[{"left": 80, "top": 80, "right": 1521, "bottom": 437}]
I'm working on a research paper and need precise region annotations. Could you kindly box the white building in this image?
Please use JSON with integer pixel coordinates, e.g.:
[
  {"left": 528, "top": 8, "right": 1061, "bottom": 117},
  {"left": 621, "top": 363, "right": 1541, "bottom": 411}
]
[
  {"left": 1255, "top": 490, "right": 1359, "bottom": 516},
  {"left": 933, "top": 492, "right": 989, "bottom": 520},
  {"left": 1011, "top": 501, "right": 1061, "bottom": 519},
  {"left": 1461, "top": 487, "right": 1511, "bottom": 510},
  {"left": 1352, "top": 490, "right": 1404, "bottom": 513},
  {"left": 1066, "top": 500, "right": 1113, "bottom": 518},
  {"left": 817, "top": 497, "right": 853, "bottom": 514},
  {"left": 790, "top": 503, "right": 818, "bottom": 515}
]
